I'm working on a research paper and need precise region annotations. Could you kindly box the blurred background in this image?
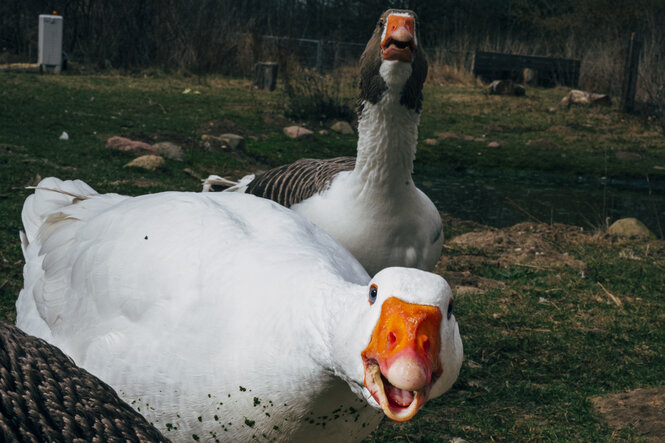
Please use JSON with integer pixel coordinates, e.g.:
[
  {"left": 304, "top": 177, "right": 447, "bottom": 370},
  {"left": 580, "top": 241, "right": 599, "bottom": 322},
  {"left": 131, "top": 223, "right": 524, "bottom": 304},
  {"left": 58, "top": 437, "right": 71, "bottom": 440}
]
[{"left": 1, "top": 0, "right": 664, "bottom": 106}]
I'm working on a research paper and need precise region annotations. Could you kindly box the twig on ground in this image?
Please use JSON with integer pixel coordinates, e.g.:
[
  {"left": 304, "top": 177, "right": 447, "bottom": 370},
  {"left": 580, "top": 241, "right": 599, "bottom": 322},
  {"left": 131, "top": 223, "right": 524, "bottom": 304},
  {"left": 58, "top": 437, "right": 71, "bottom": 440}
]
[
  {"left": 183, "top": 168, "right": 203, "bottom": 180},
  {"left": 505, "top": 196, "right": 546, "bottom": 224},
  {"left": 148, "top": 98, "right": 167, "bottom": 114},
  {"left": 597, "top": 282, "right": 623, "bottom": 307},
  {"left": 513, "top": 262, "right": 548, "bottom": 270}
]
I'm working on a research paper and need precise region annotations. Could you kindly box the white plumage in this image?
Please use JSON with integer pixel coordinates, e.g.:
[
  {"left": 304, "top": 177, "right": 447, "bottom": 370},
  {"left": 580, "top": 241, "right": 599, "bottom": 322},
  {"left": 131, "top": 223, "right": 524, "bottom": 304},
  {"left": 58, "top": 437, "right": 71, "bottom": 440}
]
[{"left": 17, "top": 177, "right": 462, "bottom": 441}]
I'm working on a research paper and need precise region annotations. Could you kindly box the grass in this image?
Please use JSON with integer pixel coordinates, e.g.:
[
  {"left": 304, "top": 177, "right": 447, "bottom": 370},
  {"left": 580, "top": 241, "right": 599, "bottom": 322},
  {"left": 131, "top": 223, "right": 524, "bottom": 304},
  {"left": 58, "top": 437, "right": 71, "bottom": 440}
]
[
  {"left": 1, "top": 70, "right": 664, "bottom": 441},
  {"left": 418, "top": 84, "right": 665, "bottom": 179},
  {"left": 371, "top": 230, "right": 665, "bottom": 441}
]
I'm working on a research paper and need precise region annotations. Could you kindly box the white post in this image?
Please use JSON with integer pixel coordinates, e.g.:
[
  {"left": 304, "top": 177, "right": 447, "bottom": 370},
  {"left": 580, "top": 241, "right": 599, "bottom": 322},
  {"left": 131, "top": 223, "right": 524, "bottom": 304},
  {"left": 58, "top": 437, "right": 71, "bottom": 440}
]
[{"left": 38, "top": 14, "right": 64, "bottom": 73}]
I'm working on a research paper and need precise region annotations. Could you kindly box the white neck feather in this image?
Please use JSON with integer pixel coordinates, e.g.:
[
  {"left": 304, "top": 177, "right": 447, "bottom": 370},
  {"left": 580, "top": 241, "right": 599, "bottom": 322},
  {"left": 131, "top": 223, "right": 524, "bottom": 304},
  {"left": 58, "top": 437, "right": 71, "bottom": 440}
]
[
  {"left": 309, "top": 278, "right": 374, "bottom": 398},
  {"left": 355, "top": 61, "right": 420, "bottom": 194}
]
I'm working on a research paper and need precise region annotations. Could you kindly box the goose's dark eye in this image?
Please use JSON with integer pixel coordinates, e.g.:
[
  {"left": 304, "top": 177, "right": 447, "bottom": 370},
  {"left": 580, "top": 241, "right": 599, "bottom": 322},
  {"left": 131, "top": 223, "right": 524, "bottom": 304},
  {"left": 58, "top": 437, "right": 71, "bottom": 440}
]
[
  {"left": 447, "top": 298, "right": 454, "bottom": 319},
  {"left": 369, "top": 284, "right": 378, "bottom": 305},
  {"left": 378, "top": 18, "right": 385, "bottom": 28}
]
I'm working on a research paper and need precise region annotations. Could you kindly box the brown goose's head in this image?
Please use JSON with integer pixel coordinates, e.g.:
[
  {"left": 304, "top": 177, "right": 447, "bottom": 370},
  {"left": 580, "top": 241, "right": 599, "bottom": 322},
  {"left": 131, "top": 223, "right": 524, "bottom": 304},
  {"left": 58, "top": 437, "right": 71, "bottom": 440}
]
[{"left": 358, "top": 9, "right": 428, "bottom": 113}]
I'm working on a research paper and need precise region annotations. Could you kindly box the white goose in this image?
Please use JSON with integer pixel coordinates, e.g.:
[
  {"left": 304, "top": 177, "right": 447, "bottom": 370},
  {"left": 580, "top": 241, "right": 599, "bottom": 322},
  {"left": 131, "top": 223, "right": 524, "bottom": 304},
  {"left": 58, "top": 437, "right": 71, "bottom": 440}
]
[
  {"left": 204, "top": 9, "right": 442, "bottom": 277},
  {"left": 17, "top": 177, "right": 462, "bottom": 442}
]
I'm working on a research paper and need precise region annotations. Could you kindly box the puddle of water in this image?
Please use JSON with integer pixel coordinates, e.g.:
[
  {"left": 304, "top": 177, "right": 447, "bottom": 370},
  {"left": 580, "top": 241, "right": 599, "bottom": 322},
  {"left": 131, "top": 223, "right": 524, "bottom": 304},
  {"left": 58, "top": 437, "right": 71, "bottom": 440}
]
[{"left": 416, "top": 171, "right": 665, "bottom": 238}]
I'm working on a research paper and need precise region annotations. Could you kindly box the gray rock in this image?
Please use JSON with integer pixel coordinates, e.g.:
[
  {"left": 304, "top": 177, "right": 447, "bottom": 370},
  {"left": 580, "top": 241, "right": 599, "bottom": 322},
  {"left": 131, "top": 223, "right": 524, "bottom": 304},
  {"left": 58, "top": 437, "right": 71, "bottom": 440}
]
[
  {"left": 283, "top": 125, "right": 313, "bottom": 139},
  {"left": 608, "top": 218, "right": 655, "bottom": 239},
  {"left": 124, "top": 155, "right": 165, "bottom": 171},
  {"left": 201, "top": 134, "right": 225, "bottom": 150},
  {"left": 488, "top": 80, "right": 525, "bottom": 96},
  {"left": 330, "top": 121, "right": 354, "bottom": 135},
  {"left": 153, "top": 141, "right": 184, "bottom": 161},
  {"left": 219, "top": 134, "right": 245, "bottom": 150},
  {"left": 521, "top": 68, "right": 537, "bottom": 84},
  {"left": 106, "top": 136, "right": 158, "bottom": 156},
  {"left": 560, "top": 89, "right": 611, "bottom": 107}
]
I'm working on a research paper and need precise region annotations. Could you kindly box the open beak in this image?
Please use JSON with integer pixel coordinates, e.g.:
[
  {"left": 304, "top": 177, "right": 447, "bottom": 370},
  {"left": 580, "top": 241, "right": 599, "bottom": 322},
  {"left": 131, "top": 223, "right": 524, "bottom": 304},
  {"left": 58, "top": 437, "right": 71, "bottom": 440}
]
[
  {"left": 361, "top": 297, "right": 442, "bottom": 421},
  {"left": 381, "top": 14, "right": 417, "bottom": 62}
]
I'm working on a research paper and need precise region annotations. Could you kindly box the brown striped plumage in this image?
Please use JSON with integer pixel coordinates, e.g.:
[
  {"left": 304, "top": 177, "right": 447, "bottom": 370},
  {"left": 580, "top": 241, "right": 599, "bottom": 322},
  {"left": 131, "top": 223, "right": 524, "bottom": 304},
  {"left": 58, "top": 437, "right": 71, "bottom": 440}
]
[
  {"left": 0, "top": 322, "right": 169, "bottom": 442},
  {"left": 245, "top": 157, "right": 356, "bottom": 207}
]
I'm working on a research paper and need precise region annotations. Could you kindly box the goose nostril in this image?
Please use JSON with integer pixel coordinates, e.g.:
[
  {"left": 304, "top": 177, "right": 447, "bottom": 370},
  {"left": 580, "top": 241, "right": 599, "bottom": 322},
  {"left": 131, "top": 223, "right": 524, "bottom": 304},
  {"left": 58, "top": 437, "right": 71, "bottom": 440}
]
[
  {"left": 388, "top": 331, "right": 397, "bottom": 347},
  {"left": 422, "top": 336, "right": 430, "bottom": 355}
]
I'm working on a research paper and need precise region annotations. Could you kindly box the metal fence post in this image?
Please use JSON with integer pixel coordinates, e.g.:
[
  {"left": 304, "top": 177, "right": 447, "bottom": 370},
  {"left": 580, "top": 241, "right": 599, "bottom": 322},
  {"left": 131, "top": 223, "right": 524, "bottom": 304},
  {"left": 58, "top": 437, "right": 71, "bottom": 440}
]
[
  {"left": 316, "top": 40, "right": 323, "bottom": 73},
  {"left": 620, "top": 32, "right": 642, "bottom": 113}
]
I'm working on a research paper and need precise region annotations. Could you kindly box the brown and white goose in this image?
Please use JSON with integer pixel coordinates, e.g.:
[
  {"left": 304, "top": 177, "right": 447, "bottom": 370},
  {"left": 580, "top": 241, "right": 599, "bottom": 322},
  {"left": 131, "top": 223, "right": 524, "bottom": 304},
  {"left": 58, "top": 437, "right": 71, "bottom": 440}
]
[{"left": 203, "top": 9, "right": 441, "bottom": 277}]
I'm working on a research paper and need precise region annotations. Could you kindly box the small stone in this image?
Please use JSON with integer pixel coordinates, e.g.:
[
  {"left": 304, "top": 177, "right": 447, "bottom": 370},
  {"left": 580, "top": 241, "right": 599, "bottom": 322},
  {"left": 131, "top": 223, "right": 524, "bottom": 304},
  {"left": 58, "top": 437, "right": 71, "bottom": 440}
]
[
  {"left": 219, "top": 134, "right": 245, "bottom": 150},
  {"left": 318, "top": 130, "right": 329, "bottom": 135},
  {"left": 513, "top": 84, "right": 526, "bottom": 96},
  {"left": 107, "top": 136, "right": 158, "bottom": 156},
  {"left": 435, "top": 131, "right": 462, "bottom": 140},
  {"left": 201, "top": 134, "right": 225, "bottom": 150},
  {"left": 488, "top": 79, "right": 525, "bottom": 96},
  {"left": 153, "top": 141, "right": 184, "bottom": 161},
  {"left": 560, "top": 89, "right": 611, "bottom": 107},
  {"left": 423, "top": 138, "right": 439, "bottom": 146},
  {"left": 330, "top": 121, "right": 354, "bottom": 135},
  {"left": 201, "top": 134, "right": 244, "bottom": 151},
  {"left": 125, "top": 155, "right": 165, "bottom": 170},
  {"left": 487, "top": 141, "right": 501, "bottom": 148},
  {"left": 283, "top": 126, "right": 313, "bottom": 139},
  {"left": 608, "top": 218, "right": 655, "bottom": 239}
]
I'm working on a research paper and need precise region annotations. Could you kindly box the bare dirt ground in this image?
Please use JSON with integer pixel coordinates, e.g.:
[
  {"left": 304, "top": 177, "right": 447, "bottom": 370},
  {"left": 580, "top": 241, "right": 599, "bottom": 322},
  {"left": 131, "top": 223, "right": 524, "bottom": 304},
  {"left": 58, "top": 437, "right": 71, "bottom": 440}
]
[
  {"left": 436, "top": 217, "right": 586, "bottom": 295},
  {"left": 591, "top": 387, "right": 665, "bottom": 441}
]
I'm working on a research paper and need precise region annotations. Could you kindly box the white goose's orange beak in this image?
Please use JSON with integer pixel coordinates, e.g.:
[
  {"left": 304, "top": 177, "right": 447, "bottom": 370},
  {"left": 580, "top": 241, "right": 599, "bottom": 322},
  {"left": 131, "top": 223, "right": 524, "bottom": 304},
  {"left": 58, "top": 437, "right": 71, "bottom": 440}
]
[
  {"left": 361, "top": 297, "right": 442, "bottom": 421},
  {"left": 381, "top": 15, "right": 417, "bottom": 62}
]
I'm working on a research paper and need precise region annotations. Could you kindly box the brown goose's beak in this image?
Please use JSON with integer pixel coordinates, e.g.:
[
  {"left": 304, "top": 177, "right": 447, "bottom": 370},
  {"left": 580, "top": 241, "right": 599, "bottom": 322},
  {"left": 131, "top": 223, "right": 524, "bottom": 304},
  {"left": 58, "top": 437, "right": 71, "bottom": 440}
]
[
  {"left": 361, "top": 297, "right": 442, "bottom": 421},
  {"left": 381, "top": 15, "right": 417, "bottom": 62}
]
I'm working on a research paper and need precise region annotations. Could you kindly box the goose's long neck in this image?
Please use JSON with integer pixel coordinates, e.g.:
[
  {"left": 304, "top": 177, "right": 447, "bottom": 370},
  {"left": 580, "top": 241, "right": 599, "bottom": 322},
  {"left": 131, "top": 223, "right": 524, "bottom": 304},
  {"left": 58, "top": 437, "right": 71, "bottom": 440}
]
[
  {"left": 308, "top": 277, "right": 372, "bottom": 396},
  {"left": 354, "top": 72, "right": 420, "bottom": 193}
]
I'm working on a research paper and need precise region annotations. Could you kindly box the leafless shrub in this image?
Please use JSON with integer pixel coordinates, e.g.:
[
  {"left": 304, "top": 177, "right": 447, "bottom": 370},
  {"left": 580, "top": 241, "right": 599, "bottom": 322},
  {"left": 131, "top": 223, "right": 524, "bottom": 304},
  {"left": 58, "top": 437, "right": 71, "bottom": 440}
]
[
  {"left": 282, "top": 67, "right": 356, "bottom": 122},
  {"left": 428, "top": 48, "right": 478, "bottom": 86},
  {"left": 577, "top": 40, "right": 624, "bottom": 95}
]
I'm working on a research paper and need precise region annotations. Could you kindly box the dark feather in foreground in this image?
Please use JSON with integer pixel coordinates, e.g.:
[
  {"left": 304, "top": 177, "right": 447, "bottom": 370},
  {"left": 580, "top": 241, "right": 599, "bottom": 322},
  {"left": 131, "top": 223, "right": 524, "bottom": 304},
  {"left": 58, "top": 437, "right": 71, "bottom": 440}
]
[
  {"left": 0, "top": 321, "right": 169, "bottom": 442},
  {"left": 245, "top": 157, "right": 356, "bottom": 207}
]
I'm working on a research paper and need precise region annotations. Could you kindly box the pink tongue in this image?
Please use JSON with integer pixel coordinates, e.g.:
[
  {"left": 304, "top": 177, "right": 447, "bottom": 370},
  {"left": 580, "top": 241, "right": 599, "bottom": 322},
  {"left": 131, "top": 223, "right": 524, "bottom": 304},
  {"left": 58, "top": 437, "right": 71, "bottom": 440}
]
[{"left": 386, "top": 384, "right": 414, "bottom": 407}]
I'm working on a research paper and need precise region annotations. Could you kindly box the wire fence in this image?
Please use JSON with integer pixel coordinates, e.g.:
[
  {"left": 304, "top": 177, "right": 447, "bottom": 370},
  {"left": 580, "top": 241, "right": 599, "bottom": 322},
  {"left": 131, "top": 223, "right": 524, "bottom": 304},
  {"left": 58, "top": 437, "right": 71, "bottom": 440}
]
[
  {"left": 260, "top": 35, "right": 365, "bottom": 73},
  {"left": 264, "top": 34, "right": 661, "bottom": 107}
]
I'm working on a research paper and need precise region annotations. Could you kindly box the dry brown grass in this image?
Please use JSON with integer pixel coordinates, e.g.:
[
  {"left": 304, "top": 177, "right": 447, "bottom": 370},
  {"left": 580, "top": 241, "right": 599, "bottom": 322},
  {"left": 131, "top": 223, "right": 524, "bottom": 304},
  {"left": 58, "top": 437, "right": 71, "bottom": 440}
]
[{"left": 427, "top": 49, "right": 480, "bottom": 86}]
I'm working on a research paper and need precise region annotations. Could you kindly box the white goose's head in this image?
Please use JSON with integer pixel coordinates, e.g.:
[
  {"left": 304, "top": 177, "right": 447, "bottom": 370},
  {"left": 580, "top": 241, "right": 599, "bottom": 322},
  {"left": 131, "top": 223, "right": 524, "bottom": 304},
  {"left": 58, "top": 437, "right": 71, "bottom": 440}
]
[
  {"left": 337, "top": 267, "right": 462, "bottom": 422},
  {"left": 359, "top": 9, "right": 428, "bottom": 112}
]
